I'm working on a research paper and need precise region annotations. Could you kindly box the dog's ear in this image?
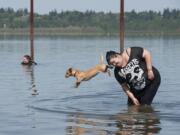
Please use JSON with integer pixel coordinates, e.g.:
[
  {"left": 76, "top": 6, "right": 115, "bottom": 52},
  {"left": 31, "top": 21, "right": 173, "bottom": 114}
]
[{"left": 68, "top": 67, "right": 73, "bottom": 73}]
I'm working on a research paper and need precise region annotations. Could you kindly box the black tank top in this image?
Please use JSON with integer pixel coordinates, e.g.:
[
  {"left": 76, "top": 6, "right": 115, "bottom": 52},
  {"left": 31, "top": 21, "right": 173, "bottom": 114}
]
[{"left": 114, "top": 47, "right": 157, "bottom": 91}]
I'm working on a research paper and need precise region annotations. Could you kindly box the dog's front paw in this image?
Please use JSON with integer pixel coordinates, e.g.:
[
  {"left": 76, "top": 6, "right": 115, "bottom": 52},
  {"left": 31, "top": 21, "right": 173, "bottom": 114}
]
[
  {"left": 75, "top": 85, "right": 79, "bottom": 88},
  {"left": 75, "top": 82, "right": 80, "bottom": 88}
]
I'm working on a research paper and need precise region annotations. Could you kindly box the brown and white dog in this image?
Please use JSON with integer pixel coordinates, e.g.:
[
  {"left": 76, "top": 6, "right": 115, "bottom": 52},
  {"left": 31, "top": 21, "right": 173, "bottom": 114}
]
[{"left": 65, "top": 55, "right": 112, "bottom": 88}]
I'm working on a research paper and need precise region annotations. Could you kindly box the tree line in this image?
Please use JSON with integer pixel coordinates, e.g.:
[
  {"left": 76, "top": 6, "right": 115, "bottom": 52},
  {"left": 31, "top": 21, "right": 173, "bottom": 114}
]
[{"left": 0, "top": 8, "right": 180, "bottom": 34}]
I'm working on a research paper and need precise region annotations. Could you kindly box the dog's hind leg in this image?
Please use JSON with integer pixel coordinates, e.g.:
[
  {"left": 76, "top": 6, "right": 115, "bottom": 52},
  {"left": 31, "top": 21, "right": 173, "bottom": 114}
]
[{"left": 107, "top": 69, "right": 111, "bottom": 76}]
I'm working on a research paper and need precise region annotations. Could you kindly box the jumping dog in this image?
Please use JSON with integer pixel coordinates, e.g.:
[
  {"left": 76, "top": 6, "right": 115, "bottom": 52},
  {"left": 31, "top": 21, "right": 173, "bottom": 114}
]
[{"left": 65, "top": 55, "right": 112, "bottom": 88}]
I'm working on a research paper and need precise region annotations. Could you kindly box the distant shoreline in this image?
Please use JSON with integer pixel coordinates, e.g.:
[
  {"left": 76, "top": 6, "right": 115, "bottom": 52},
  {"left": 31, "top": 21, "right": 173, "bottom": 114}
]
[{"left": 0, "top": 28, "right": 180, "bottom": 37}]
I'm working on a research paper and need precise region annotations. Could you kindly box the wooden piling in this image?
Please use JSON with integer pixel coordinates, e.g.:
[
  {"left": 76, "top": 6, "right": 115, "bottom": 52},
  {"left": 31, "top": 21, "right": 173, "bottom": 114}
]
[
  {"left": 120, "top": 0, "right": 124, "bottom": 53},
  {"left": 30, "top": 0, "right": 34, "bottom": 61}
]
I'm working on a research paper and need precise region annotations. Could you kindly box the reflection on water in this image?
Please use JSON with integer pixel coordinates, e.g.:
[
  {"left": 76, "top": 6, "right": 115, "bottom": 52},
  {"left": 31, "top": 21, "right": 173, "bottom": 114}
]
[
  {"left": 65, "top": 106, "right": 161, "bottom": 135},
  {"left": 115, "top": 106, "right": 161, "bottom": 135},
  {"left": 22, "top": 65, "right": 39, "bottom": 96},
  {"left": 22, "top": 65, "right": 39, "bottom": 129}
]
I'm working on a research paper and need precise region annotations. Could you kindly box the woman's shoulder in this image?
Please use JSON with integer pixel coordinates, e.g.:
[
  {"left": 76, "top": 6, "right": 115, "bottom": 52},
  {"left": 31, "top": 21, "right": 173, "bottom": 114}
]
[
  {"left": 129, "top": 46, "right": 143, "bottom": 52},
  {"left": 125, "top": 48, "right": 131, "bottom": 55},
  {"left": 128, "top": 47, "right": 144, "bottom": 57}
]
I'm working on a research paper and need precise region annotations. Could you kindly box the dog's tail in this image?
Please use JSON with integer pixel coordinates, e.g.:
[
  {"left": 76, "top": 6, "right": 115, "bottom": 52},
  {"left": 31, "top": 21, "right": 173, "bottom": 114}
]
[
  {"left": 100, "top": 54, "right": 113, "bottom": 68},
  {"left": 99, "top": 54, "right": 113, "bottom": 76},
  {"left": 100, "top": 54, "right": 104, "bottom": 64}
]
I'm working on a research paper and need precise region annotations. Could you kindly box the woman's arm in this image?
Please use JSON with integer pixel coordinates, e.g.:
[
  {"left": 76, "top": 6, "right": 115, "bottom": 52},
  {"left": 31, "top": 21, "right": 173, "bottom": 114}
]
[
  {"left": 142, "top": 49, "right": 154, "bottom": 80},
  {"left": 121, "top": 83, "right": 140, "bottom": 105}
]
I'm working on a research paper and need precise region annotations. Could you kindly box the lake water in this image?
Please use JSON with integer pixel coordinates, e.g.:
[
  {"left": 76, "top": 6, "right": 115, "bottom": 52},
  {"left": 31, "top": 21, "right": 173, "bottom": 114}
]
[{"left": 0, "top": 35, "right": 180, "bottom": 135}]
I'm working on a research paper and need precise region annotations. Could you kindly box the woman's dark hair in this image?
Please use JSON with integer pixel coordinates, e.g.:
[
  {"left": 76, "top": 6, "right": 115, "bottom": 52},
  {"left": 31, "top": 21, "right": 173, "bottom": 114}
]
[
  {"left": 24, "top": 55, "right": 32, "bottom": 62},
  {"left": 106, "top": 50, "right": 121, "bottom": 65}
]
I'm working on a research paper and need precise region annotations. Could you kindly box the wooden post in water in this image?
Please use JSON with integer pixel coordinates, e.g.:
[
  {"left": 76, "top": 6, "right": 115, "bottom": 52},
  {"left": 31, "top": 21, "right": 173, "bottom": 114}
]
[
  {"left": 30, "top": 0, "right": 34, "bottom": 61},
  {"left": 120, "top": 0, "right": 124, "bottom": 53}
]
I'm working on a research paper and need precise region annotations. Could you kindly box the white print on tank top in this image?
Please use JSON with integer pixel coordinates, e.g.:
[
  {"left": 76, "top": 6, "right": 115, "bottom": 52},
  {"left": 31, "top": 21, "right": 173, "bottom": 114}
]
[{"left": 118, "top": 58, "right": 146, "bottom": 90}]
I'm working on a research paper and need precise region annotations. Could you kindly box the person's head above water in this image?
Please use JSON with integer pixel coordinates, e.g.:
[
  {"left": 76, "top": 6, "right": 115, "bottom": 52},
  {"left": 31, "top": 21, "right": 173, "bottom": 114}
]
[
  {"left": 22, "top": 55, "right": 32, "bottom": 64},
  {"left": 21, "top": 55, "right": 37, "bottom": 65}
]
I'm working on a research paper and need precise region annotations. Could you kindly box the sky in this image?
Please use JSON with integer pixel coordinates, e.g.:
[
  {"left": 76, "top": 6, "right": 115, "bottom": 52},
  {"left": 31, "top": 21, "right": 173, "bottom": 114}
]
[{"left": 0, "top": 0, "right": 179, "bottom": 14}]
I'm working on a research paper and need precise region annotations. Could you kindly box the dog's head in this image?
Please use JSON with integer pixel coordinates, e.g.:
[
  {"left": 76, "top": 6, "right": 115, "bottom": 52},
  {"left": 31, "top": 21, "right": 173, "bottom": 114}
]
[{"left": 65, "top": 67, "right": 73, "bottom": 78}]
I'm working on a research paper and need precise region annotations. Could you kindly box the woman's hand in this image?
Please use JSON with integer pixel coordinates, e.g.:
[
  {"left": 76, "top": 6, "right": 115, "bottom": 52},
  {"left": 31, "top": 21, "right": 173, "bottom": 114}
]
[
  {"left": 132, "top": 97, "right": 140, "bottom": 105},
  {"left": 148, "top": 70, "right": 154, "bottom": 80},
  {"left": 121, "top": 83, "right": 140, "bottom": 106}
]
